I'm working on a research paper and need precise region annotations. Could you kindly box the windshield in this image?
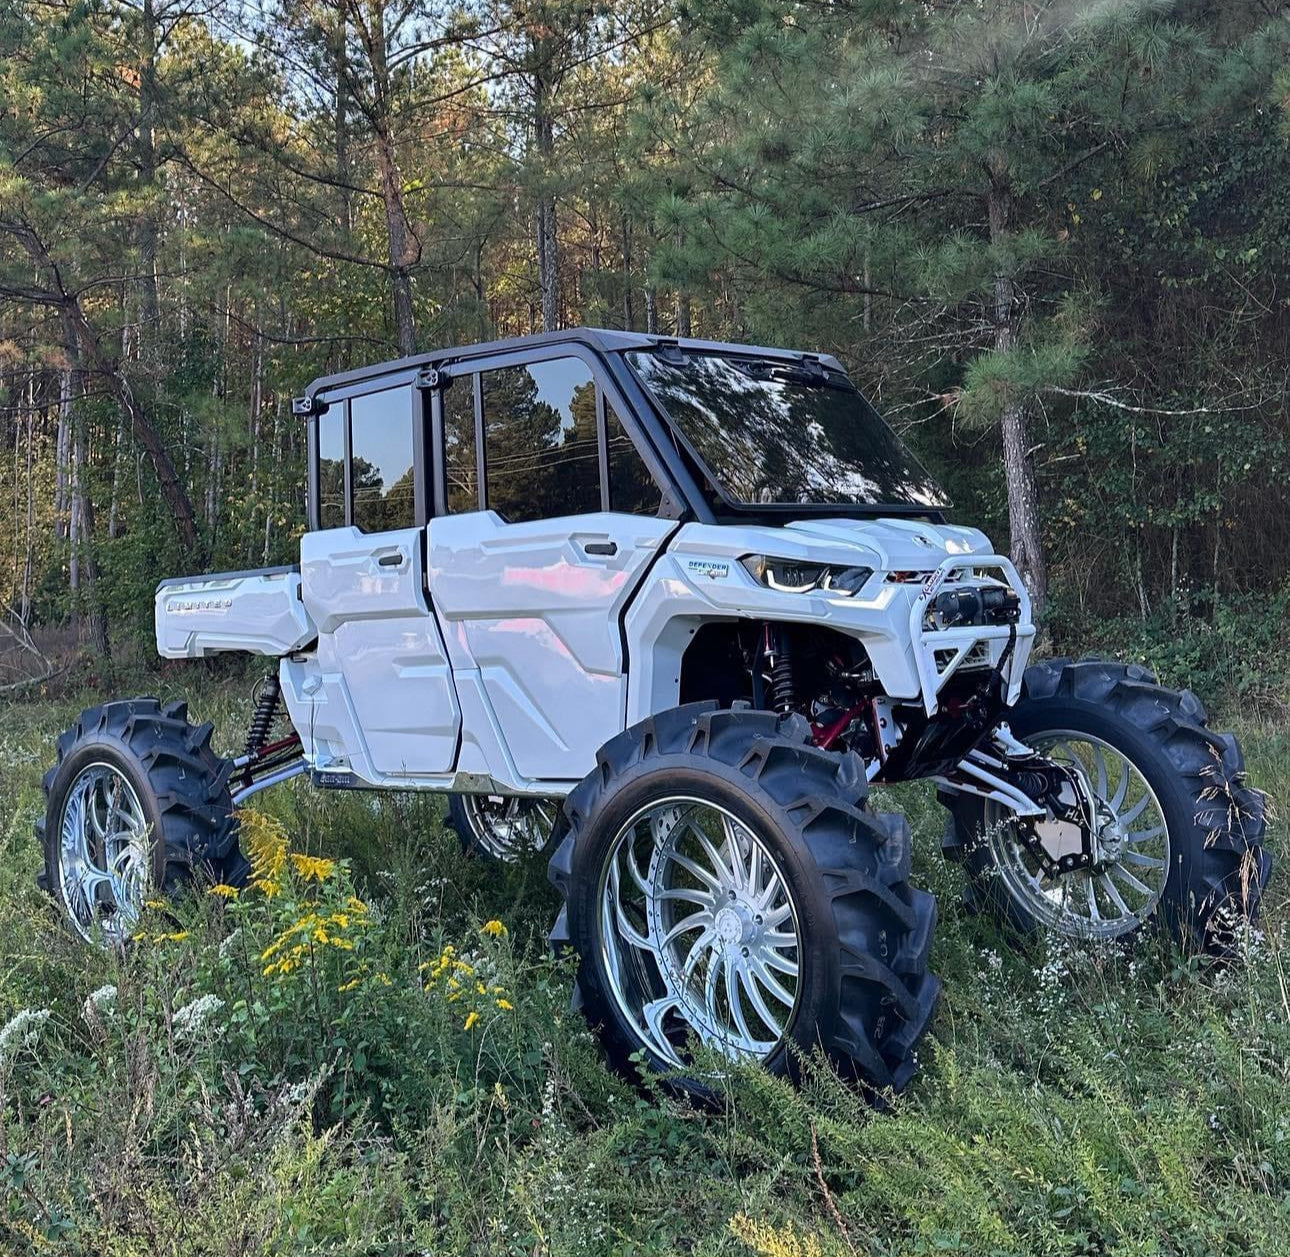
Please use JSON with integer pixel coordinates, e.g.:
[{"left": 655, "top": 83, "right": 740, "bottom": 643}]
[{"left": 626, "top": 351, "right": 949, "bottom": 510}]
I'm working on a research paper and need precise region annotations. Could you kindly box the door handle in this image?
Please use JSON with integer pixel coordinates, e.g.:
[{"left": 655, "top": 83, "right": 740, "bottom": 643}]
[
  {"left": 582, "top": 540, "right": 618, "bottom": 557},
  {"left": 377, "top": 551, "right": 407, "bottom": 569}
]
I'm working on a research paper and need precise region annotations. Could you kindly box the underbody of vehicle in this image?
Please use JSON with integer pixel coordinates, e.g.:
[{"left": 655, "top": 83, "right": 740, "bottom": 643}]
[{"left": 40, "top": 328, "right": 1271, "bottom": 1095}]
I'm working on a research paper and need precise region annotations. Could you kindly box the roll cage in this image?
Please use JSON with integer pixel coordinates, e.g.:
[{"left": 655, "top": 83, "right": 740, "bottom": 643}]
[{"left": 296, "top": 328, "right": 951, "bottom": 533}]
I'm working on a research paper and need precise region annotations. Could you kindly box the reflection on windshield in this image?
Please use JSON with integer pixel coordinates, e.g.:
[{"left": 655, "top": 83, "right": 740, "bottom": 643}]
[{"left": 627, "top": 352, "right": 948, "bottom": 509}]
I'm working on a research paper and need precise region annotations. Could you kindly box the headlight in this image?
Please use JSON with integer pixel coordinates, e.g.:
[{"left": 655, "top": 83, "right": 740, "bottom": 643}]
[{"left": 741, "top": 555, "right": 874, "bottom": 596}]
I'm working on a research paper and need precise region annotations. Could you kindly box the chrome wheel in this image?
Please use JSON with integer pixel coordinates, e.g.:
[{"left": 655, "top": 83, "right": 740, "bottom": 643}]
[
  {"left": 58, "top": 762, "right": 152, "bottom": 945},
  {"left": 460, "top": 795, "right": 557, "bottom": 860},
  {"left": 987, "top": 732, "right": 1170, "bottom": 940},
  {"left": 598, "top": 797, "right": 801, "bottom": 1068}
]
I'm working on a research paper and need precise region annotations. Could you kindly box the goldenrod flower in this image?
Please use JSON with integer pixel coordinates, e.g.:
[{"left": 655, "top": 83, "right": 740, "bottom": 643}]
[
  {"left": 144, "top": 899, "right": 168, "bottom": 911},
  {"left": 289, "top": 853, "right": 337, "bottom": 883},
  {"left": 464, "top": 1011, "right": 480, "bottom": 1031},
  {"left": 481, "top": 919, "right": 507, "bottom": 938},
  {"left": 208, "top": 883, "right": 239, "bottom": 900},
  {"left": 496, "top": 998, "right": 514, "bottom": 1012}
]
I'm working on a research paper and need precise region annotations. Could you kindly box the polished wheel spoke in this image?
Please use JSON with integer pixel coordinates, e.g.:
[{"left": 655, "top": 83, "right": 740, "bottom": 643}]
[
  {"left": 1100, "top": 873, "right": 1133, "bottom": 919},
  {"left": 58, "top": 764, "right": 150, "bottom": 945},
  {"left": 737, "top": 964, "right": 786, "bottom": 1038},
  {"left": 1109, "top": 862, "right": 1154, "bottom": 898},
  {"left": 600, "top": 796, "right": 801, "bottom": 1070},
  {"left": 987, "top": 731, "right": 1170, "bottom": 941},
  {"left": 1123, "top": 849, "right": 1166, "bottom": 869}
]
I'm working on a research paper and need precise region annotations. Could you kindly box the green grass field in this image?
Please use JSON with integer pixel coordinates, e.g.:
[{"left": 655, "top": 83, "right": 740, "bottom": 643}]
[{"left": 1, "top": 675, "right": 1286, "bottom": 1256}]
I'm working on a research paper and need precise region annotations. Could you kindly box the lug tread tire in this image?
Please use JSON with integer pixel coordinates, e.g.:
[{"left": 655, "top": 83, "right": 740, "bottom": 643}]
[
  {"left": 39, "top": 698, "right": 248, "bottom": 916},
  {"left": 549, "top": 701, "right": 938, "bottom": 1095},
  {"left": 942, "top": 658, "right": 1270, "bottom": 952}
]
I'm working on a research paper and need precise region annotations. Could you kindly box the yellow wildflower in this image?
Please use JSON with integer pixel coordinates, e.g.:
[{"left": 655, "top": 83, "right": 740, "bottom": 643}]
[
  {"left": 496, "top": 998, "right": 514, "bottom": 1012},
  {"left": 464, "top": 1010, "right": 480, "bottom": 1031},
  {"left": 143, "top": 898, "right": 168, "bottom": 911},
  {"left": 241, "top": 808, "right": 289, "bottom": 885},
  {"left": 481, "top": 919, "right": 507, "bottom": 938},
  {"left": 289, "top": 853, "right": 337, "bottom": 883},
  {"left": 208, "top": 883, "right": 239, "bottom": 900},
  {"left": 338, "top": 977, "right": 362, "bottom": 993}
]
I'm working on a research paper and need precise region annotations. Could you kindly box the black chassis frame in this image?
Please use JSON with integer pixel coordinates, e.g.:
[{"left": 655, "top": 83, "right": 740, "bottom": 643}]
[{"left": 298, "top": 327, "right": 951, "bottom": 533}]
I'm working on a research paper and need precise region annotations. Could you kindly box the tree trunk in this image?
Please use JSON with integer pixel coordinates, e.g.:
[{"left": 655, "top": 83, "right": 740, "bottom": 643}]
[
  {"left": 534, "top": 78, "right": 560, "bottom": 332},
  {"left": 334, "top": 0, "right": 353, "bottom": 235},
  {"left": 362, "top": 2, "right": 418, "bottom": 356},
  {"left": 645, "top": 284, "right": 658, "bottom": 334},
  {"left": 675, "top": 292, "right": 691, "bottom": 337},
  {"left": 137, "top": 0, "right": 161, "bottom": 363},
  {"left": 621, "top": 215, "right": 634, "bottom": 331},
  {"left": 987, "top": 170, "right": 1048, "bottom": 616}
]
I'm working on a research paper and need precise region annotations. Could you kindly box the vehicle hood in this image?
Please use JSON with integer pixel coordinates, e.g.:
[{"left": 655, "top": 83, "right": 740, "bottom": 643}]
[{"left": 779, "top": 517, "right": 993, "bottom": 570}]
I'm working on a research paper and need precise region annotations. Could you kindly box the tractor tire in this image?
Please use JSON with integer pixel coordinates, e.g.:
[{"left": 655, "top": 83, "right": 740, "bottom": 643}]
[
  {"left": 548, "top": 702, "right": 939, "bottom": 1097},
  {"left": 942, "top": 659, "right": 1270, "bottom": 953},
  {"left": 37, "top": 698, "right": 248, "bottom": 945},
  {"left": 446, "top": 793, "right": 558, "bottom": 861}
]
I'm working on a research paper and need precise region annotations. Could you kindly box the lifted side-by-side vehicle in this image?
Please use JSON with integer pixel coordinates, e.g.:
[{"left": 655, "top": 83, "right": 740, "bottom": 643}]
[{"left": 38, "top": 328, "right": 1271, "bottom": 1093}]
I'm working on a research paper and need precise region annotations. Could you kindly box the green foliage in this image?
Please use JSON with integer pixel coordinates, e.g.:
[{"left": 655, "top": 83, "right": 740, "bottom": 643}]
[{"left": 0, "top": 679, "right": 1285, "bottom": 1254}]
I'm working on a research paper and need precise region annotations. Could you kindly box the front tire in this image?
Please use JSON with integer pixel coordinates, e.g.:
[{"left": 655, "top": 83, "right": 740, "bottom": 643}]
[
  {"left": 549, "top": 703, "right": 940, "bottom": 1096},
  {"left": 943, "top": 660, "right": 1270, "bottom": 952},
  {"left": 38, "top": 699, "right": 247, "bottom": 945}
]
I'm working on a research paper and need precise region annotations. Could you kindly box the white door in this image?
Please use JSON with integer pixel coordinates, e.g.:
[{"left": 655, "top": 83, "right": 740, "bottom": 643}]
[
  {"left": 426, "top": 351, "right": 677, "bottom": 781},
  {"left": 301, "top": 526, "right": 461, "bottom": 777},
  {"left": 428, "top": 511, "right": 675, "bottom": 780}
]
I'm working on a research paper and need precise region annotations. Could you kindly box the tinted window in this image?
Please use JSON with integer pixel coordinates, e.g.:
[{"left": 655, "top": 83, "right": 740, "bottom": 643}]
[
  {"left": 606, "top": 401, "right": 662, "bottom": 516},
  {"left": 628, "top": 352, "right": 948, "bottom": 509},
  {"left": 317, "top": 406, "right": 346, "bottom": 528},
  {"left": 481, "top": 358, "right": 601, "bottom": 522},
  {"left": 444, "top": 375, "right": 479, "bottom": 512},
  {"left": 350, "top": 388, "right": 415, "bottom": 532}
]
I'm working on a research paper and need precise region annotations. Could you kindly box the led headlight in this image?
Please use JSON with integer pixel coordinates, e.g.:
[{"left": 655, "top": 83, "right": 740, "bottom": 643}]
[{"left": 741, "top": 556, "right": 874, "bottom": 596}]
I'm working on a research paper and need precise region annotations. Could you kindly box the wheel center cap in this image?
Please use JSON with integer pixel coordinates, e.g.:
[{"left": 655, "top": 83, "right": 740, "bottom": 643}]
[{"left": 715, "top": 906, "right": 746, "bottom": 944}]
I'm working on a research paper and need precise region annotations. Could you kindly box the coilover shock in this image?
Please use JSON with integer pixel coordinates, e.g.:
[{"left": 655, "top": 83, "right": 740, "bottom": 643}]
[
  {"left": 245, "top": 673, "right": 283, "bottom": 756},
  {"left": 767, "top": 625, "right": 797, "bottom": 714}
]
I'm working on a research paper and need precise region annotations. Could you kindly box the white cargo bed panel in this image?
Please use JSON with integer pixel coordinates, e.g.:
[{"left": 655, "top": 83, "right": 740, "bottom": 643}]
[{"left": 155, "top": 566, "right": 316, "bottom": 659}]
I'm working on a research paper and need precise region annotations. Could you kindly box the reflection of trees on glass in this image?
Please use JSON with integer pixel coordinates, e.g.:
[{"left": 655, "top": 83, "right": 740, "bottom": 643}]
[
  {"left": 352, "top": 458, "right": 415, "bottom": 532},
  {"left": 350, "top": 388, "right": 415, "bottom": 532},
  {"left": 627, "top": 353, "right": 947, "bottom": 508},
  {"left": 318, "top": 408, "right": 346, "bottom": 528},
  {"left": 482, "top": 359, "right": 601, "bottom": 522},
  {"left": 444, "top": 376, "right": 478, "bottom": 512},
  {"left": 606, "top": 402, "right": 661, "bottom": 515}
]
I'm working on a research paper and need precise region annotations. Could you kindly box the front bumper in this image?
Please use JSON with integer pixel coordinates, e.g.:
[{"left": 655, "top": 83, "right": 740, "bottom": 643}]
[{"left": 907, "top": 554, "right": 1034, "bottom": 714}]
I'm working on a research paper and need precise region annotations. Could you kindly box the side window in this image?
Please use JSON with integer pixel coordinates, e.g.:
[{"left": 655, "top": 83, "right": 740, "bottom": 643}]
[
  {"left": 481, "top": 358, "right": 600, "bottom": 523},
  {"left": 317, "top": 406, "right": 346, "bottom": 529},
  {"left": 443, "top": 374, "right": 479, "bottom": 512},
  {"left": 350, "top": 388, "right": 415, "bottom": 532},
  {"left": 605, "top": 400, "right": 663, "bottom": 516}
]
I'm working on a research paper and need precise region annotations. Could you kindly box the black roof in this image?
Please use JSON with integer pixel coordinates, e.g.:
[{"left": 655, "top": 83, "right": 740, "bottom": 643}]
[{"left": 304, "top": 327, "right": 847, "bottom": 402}]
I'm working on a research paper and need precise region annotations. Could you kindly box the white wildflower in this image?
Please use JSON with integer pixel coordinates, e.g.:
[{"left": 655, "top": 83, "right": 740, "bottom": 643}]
[
  {"left": 0, "top": 1008, "right": 51, "bottom": 1064},
  {"left": 172, "top": 993, "right": 226, "bottom": 1042},
  {"left": 83, "top": 984, "right": 118, "bottom": 1021},
  {"left": 218, "top": 927, "right": 242, "bottom": 959}
]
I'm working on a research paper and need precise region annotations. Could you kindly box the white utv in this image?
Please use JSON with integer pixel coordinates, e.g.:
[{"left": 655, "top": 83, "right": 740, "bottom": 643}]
[{"left": 38, "top": 329, "right": 1270, "bottom": 1094}]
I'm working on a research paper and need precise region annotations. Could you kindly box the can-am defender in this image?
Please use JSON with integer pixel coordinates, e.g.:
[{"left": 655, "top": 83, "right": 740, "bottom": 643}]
[{"left": 38, "top": 329, "right": 1270, "bottom": 1093}]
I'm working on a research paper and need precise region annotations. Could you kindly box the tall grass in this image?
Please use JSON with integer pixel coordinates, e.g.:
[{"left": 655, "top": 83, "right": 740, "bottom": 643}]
[{"left": 0, "top": 676, "right": 1284, "bottom": 1255}]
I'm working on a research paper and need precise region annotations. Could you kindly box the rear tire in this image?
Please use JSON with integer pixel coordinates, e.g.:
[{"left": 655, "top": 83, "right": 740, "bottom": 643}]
[
  {"left": 942, "top": 659, "right": 1270, "bottom": 953},
  {"left": 549, "top": 702, "right": 939, "bottom": 1097},
  {"left": 447, "top": 793, "right": 558, "bottom": 861},
  {"left": 38, "top": 699, "right": 248, "bottom": 945}
]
